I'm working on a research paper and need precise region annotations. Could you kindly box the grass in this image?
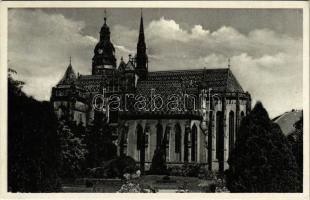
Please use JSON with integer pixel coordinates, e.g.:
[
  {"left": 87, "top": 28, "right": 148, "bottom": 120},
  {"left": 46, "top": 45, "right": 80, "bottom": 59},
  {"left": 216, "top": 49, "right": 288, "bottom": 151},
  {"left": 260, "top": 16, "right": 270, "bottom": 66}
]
[{"left": 62, "top": 175, "right": 214, "bottom": 193}]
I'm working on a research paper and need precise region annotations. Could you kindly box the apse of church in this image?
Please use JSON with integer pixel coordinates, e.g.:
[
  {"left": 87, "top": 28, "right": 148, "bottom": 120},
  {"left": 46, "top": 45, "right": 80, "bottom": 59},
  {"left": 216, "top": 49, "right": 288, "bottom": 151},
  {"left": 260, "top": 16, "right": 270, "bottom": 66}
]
[{"left": 50, "top": 12, "right": 251, "bottom": 172}]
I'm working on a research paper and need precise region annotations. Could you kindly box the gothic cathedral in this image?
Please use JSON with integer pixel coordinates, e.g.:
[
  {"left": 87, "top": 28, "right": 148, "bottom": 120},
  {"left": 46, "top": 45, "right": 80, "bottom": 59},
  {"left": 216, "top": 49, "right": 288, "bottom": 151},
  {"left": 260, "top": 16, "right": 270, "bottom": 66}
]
[{"left": 51, "top": 12, "right": 252, "bottom": 172}]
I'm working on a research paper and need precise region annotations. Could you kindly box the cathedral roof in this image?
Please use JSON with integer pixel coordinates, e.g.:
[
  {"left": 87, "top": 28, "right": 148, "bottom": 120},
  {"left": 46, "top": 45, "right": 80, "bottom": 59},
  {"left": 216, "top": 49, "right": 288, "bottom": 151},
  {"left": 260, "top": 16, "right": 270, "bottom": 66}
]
[
  {"left": 121, "top": 68, "right": 245, "bottom": 116},
  {"left": 74, "top": 68, "right": 244, "bottom": 94},
  {"left": 136, "top": 68, "right": 244, "bottom": 93}
]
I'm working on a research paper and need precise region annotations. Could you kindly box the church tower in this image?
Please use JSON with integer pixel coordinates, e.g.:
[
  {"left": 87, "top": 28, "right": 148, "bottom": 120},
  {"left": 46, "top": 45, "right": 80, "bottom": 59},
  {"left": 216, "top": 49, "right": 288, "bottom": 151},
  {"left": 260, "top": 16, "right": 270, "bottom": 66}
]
[
  {"left": 92, "top": 10, "right": 117, "bottom": 75},
  {"left": 135, "top": 10, "right": 148, "bottom": 79}
]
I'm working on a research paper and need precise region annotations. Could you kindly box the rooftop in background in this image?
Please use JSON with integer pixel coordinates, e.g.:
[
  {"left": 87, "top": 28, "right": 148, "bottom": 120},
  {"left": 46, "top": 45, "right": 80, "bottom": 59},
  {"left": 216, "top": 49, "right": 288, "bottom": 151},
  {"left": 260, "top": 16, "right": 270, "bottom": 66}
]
[{"left": 273, "top": 109, "right": 303, "bottom": 136}]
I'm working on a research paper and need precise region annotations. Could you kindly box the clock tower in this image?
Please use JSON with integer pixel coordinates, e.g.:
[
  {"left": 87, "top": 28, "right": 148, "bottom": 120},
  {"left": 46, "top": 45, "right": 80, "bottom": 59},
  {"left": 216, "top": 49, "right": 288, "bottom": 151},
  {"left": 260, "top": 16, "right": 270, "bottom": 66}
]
[{"left": 92, "top": 11, "right": 117, "bottom": 75}]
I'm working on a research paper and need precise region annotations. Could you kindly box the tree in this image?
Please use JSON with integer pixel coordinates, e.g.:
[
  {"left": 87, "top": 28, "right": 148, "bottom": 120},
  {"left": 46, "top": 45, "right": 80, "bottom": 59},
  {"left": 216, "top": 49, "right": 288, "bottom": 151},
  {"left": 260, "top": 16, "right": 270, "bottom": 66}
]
[
  {"left": 149, "top": 129, "right": 168, "bottom": 175},
  {"left": 226, "top": 102, "right": 301, "bottom": 192},
  {"left": 84, "top": 111, "right": 117, "bottom": 168},
  {"left": 8, "top": 69, "right": 61, "bottom": 192},
  {"left": 58, "top": 120, "right": 88, "bottom": 178},
  {"left": 287, "top": 115, "right": 303, "bottom": 183}
]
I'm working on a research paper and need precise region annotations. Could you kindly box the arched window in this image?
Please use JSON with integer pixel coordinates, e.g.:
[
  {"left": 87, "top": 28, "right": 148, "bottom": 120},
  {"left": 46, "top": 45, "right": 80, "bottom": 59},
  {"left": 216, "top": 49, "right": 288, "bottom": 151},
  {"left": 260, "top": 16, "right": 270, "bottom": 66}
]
[
  {"left": 184, "top": 125, "right": 190, "bottom": 162},
  {"left": 208, "top": 111, "right": 213, "bottom": 170},
  {"left": 229, "top": 111, "right": 235, "bottom": 154},
  {"left": 240, "top": 111, "right": 245, "bottom": 122},
  {"left": 164, "top": 126, "right": 170, "bottom": 161},
  {"left": 145, "top": 126, "right": 150, "bottom": 148},
  {"left": 216, "top": 111, "right": 224, "bottom": 171},
  {"left": 136, "top": 124, "right": 143, "bottom": 150},
  {"left": 156, "top": 122, "right": 163, "bottom": 148},
  {"left": 216, "top": 111, "right": 224, "bottom": 159},
  {"left": 191, "top": 124, "right": 197, "bottom": 162},
  {"left": 120, "top": 125, "right": 129, "bottom": 156},
  {"left": 175, "top": 124, "right": 181, "bottom": 154}
]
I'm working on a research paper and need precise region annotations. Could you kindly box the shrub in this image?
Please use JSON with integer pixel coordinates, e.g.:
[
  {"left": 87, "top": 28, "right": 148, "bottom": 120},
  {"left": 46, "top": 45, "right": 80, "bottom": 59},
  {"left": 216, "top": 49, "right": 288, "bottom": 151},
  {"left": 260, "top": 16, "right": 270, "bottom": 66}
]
[
  {"left": 204, "top": 169, "right": 217, "bottom": 180},
  {"left": 168, "top": 166, "right": 182, "bottom": 176},
  {"left": 209, "top": 183, "right": 216, "bottom": 192},
  {"left": 181, "top": 164, "right": 201, "bottom": 177},
  {"left": 168, "top": 164, "right": 211, "bottom": 178},
  {"left": 102, "top": 156, "right": 136, "bottom": 178},
  {"left": 162, "top": 175, "right": 170, "bottom": 181},
  {"left": 85, "top": 180, "right": 93, "bottom": 188}
]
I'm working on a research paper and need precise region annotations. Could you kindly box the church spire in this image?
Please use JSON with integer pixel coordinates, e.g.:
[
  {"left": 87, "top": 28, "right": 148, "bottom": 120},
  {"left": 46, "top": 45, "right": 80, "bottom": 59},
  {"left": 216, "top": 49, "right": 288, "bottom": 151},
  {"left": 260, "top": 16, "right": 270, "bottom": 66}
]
[
  {"left": 137, "top": 9, "right": 146, "bottom": 48},
  {"left": 135, "top": 9, "right": 148, "bottom": 79}
]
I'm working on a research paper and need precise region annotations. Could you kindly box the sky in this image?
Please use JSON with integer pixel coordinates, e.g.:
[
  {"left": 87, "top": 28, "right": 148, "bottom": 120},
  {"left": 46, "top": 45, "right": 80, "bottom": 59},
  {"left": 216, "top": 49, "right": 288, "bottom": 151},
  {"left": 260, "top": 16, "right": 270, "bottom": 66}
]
[{"left": 8, "top": 8, "right": 303, "bottom": 118}]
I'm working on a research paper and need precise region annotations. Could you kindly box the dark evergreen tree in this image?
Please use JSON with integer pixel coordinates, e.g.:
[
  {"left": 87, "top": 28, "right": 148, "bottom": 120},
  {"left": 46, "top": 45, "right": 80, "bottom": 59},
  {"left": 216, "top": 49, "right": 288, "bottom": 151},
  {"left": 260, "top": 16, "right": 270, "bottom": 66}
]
[
  {"left": 8, "top": 69, "right": 61, "bottom": 192},
  {"left": 226, "top": 102, "right": 301, "bottom": 192},
  {"left": 149, "top": 129, "right": 168, "bottom": 175},
  {"left": 149, "top": 148, "right": 168, "bottom": 175},
  {"left": 84, "top": 111, "right": 117, "bottom": 168},
  {"left": 287, "top": 115, "right": 303, "bottom": 185}
]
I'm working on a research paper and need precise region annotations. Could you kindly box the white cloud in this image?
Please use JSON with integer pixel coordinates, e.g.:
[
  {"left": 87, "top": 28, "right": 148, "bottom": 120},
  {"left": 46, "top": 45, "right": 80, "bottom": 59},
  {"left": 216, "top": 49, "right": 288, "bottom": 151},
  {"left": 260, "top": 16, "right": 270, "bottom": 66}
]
[
  {"left": 146, "top": 17, "right": 189, "bottom": 42},
  {"left": 9, "top": 9, "right": 95, "bottom": 100},
  {"left": 114, "top": 44, "right": 134, "bottom": 54}
]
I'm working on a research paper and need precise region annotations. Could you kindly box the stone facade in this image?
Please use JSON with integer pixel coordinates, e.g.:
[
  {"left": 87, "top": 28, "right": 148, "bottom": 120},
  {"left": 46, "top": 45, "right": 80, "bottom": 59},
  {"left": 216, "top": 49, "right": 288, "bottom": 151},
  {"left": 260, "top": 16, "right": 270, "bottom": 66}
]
[{"left": 50, "top": 13, "right": 251, "bottom": 172}]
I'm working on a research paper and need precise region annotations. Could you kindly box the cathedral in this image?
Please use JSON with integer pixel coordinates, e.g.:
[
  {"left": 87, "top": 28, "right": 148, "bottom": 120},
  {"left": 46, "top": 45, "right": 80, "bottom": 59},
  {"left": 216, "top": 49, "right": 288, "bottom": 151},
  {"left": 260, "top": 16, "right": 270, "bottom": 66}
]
[{"left": 50, "top": 12, "right": 252, "bottom": 172}]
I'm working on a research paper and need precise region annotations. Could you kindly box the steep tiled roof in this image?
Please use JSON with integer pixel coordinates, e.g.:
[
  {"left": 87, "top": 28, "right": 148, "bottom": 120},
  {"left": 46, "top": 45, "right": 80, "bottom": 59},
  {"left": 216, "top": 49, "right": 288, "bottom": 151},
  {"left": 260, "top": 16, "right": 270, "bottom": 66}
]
[
  {"left": 57, "top": 64, "right": 77, "bottom": 85},
  {"left": 76, "top": 75, "right": 104, "bottom": 93},
  {"left": 137, "top": 68, "right": 244, "bottom": 94},
  {"left": 125, "top": 68, "right": 244, "bottom": 115}
]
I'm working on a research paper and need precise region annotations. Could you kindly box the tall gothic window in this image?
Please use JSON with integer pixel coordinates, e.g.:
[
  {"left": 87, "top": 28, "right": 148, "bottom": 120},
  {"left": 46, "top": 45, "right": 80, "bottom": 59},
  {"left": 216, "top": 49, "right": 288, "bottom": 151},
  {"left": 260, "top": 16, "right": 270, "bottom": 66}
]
[
  {"left": 175, "top": 124, "right": 182, "bottom": 155},
  {"left": 208, "top": 111, "right": 213, "bottom": 170},
  {"left": 145, "top": 126, "right": 149, "bottom": 148},
  {"left": 136, "top": 124, "right": 143, "bottom": 150},
  {"left": 191, "top": 124, "right": 197, "bottom": 162},
  {"left": 120, "top": 125, "right": 128, "bottom": 156},
  {"left": 156, "top": 122, "right": 163, "bottom": 148},
  {"left": 229, "top": 111, "right": 235, "bottom": 154},
  {"left": 184, "top": 126, "right": 190, "bottom": 162},
  {"left": 240, "top": 111, "right": 245, "bottom": 123},
  {"left": 216, "top": 111, "right": 224, "bottom": 159},
  {"left": 164, "top": 126, "right": 170, "bottom": 161}
]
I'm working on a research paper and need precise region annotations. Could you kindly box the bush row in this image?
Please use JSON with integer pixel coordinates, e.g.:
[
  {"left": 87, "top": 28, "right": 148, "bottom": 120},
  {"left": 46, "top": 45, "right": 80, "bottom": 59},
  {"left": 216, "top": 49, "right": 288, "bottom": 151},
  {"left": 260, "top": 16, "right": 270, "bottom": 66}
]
[{"left": 167, "top": 164, "right": 216, "bottom": 179}]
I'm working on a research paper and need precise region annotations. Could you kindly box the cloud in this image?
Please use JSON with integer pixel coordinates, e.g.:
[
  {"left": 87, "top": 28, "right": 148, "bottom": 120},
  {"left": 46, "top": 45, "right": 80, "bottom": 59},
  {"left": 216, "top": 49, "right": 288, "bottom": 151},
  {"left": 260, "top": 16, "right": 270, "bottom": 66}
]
[
  {"left": 114, "top": 44, "right": 134, "bottom": 54},
  {"left": 8, "top": 10, "right": 302, "bottom": 118},
  {"left": 9, "top": 9, "right": 96, "bottom": 100}
]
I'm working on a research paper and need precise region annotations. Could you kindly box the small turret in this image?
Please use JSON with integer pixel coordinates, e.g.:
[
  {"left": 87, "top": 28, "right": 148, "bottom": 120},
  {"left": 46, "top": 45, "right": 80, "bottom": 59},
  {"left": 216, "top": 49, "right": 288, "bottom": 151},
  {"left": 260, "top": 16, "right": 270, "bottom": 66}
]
[
  {"left": 118, "top": 56, "right": 126, "bottom": 72},
  {"left": 58, "top": 57, "right": 77, "bottom": 85}
]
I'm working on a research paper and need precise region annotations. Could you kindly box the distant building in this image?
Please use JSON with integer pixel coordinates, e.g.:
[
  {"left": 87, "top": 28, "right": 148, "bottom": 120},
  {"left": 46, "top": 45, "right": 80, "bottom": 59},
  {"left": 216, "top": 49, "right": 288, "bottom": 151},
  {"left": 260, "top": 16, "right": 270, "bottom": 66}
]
[
  {"left": 50, "top": 13, "right": 251, "bottom": 172},
  {"left": 273, "top": 109, "right": 303, "bottom": 136}
]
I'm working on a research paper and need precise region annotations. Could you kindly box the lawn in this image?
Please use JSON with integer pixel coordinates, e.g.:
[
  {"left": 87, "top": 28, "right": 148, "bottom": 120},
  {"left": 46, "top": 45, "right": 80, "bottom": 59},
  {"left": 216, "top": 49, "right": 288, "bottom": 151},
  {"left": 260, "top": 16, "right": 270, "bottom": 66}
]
[{"left": 62, "top": 175, "right": 214, "bottom": 193}]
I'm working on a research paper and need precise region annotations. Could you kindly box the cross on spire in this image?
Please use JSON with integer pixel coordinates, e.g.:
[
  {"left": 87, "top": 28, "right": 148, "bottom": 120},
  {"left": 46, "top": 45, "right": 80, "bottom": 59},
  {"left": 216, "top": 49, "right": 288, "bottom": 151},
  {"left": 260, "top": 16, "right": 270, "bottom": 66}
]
[
  {"left": 69, "top": 56, "right": 72, "bottom": 67},
  {"left": 104, "top": 9, "right": 107, "bottom": 24},
  {"left": 228, "top": 58, "right": 231, "bottom": 69}
]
